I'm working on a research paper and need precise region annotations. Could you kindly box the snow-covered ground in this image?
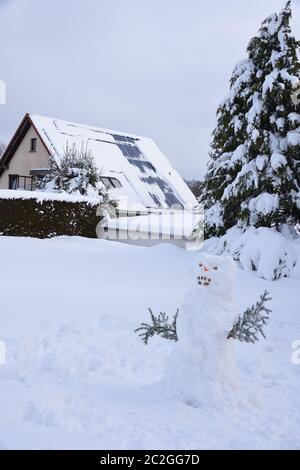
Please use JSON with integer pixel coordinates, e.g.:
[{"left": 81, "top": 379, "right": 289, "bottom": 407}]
[{"left": 0, "top": 236, "right": 299, "bottom": 450}]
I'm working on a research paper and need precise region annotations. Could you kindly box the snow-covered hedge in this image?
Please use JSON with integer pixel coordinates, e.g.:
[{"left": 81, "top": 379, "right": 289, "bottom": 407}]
[
  {"left": 203, "top": 226, "right": 298, "bottom": 280},
  {"left": 0, "top": 189, "right": 101, "bottom": 205},
  {"left": 0, "top": 190, "right": 101, "bottom": 239}
]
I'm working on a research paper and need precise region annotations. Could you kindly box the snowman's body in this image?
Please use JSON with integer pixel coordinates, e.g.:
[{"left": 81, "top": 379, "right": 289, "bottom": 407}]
[{"left": 165, "top": 254, "right": 239, "bottom": 407}]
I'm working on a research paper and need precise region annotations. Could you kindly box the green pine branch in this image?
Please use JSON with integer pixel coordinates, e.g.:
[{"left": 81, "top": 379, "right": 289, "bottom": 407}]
[
  {"left": 135, "top": 308, "right": 179, "bottom": 345},
  {"left": 136, "top": 292, "right": 272, "bottom": 345},
  {"left": 227, "top": 290, "right": 272, "bottom": 343}
]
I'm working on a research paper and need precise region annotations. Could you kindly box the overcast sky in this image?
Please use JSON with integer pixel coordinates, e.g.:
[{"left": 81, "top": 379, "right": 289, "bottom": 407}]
[{"left": 1, "top": 0, "right": 300, "bottom": 179}]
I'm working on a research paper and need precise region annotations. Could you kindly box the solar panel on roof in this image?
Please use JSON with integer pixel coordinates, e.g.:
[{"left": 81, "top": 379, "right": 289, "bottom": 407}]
[
  {"left": 116, "top": 144, "right": 143, "bottom": 159},
  {"left": 129, "top": 160, "right": 156, "bottom": 174},
  {"left": 125, "top": 145, "right": 142, "bottom": 158},
  {"left": 164, "top": 193, "right": 184, "bottom": 209},
  {"left": 149, "top": 194, "right": 161, "bottom": 206},
  {"left": 113, "top": 134, "right": 127, "bottom": 143},
  {"left": 116, "top": 144, "right": 128, "bottom": 157},
  {"left": 114, "top": 140, "right": 184, "bottom": 208},
  {"left": 126, "top": 136, "right": 137, "bottom": 144},
  {"left": 112, "top": 134, "right": 137, "bottom": 144},
  {"left": 140, "top": 175, "right": 184, "bottom": 208}
]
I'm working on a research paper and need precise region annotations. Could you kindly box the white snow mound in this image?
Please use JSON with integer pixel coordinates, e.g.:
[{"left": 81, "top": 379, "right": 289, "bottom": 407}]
[{"left": 203, "top": 226, "right": 298, "bottom": 280}]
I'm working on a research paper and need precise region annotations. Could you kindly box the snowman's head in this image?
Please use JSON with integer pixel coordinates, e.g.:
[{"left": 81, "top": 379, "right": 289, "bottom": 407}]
[{"left": 196, "top": 254, "right": 236, "bottom": 300}]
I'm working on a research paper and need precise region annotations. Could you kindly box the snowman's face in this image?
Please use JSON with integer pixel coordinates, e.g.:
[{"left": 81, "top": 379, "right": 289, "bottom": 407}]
[
  {"left": 197, "top": 262, "right": 217, "bottom": 287},
  {"left": 195, "top": 255, "right": 236, "bottom": 300}
]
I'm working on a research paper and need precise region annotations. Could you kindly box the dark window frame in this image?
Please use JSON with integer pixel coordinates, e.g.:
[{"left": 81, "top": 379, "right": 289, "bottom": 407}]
[
  {"left": 9, "top": 174, "right": 19, "bottom": 190},
  {"left": 30, "top": 138, "right": 37, "bottom": 152}
]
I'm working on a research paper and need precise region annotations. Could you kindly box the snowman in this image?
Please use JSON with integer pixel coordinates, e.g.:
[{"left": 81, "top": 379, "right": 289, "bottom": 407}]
[{"left": 165, "top": 253, "right": 239, "bottom": 407}]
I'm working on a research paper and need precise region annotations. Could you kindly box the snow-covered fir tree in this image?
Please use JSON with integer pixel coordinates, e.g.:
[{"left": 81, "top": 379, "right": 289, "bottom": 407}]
[
  {"left": 39, "top": 143, "right": 109, "bottom": 200},
  {"left": 201, "top": 1, "right": 300, "bottom": 237}
]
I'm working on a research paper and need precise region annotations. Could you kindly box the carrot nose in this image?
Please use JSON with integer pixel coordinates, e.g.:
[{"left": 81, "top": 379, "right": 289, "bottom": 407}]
[{"left": 203, "top": 266, "right": 209, "bottom": 272}]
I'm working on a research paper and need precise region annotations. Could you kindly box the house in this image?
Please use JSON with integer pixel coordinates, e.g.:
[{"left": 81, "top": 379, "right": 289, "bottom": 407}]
[{"left": 0, "top": 113, "right": 200, "bottom": 247}]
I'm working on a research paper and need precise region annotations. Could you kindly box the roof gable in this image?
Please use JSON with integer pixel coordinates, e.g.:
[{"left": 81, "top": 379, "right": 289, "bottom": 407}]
[{"left": 0, "top": 113, "right": 50, "bottom": 177}]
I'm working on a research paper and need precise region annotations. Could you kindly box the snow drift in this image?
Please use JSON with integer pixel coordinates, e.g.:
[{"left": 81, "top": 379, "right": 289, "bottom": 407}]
[
  {"left": 0, "top": 237, "right": 299, "bottom": 449},
  {"left": 203, "top": 226, "right": 299, "bottom": 280}
]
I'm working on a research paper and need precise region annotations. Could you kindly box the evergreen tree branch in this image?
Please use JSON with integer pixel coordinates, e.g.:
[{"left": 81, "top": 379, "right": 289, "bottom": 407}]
[
  {"left": 227, "top": 290, "right": 272, "bottom": 343},
  {"left": 38, "top": 143, "right": 110, "bottom": 200},
  {"left": 135, "top": 308, "right": 179, "bottom": 345}
]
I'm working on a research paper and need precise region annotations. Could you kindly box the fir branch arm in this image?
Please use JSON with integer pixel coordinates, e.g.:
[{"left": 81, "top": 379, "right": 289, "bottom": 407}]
[
  {"left": 135, "top": 308, "right": 179, "bottom": 344},
  {"left": 228, "top": 290, "right": 272, "bottom": 343}
]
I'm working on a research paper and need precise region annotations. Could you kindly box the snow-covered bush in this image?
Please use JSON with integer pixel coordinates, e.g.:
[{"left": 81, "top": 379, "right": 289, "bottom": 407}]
[
  {"left": 201, "top": 2, "right": 300, "bottom": 237},
  {"left": 39, "top": 143, "right": 109, "bottom": 200},
  {"left": 203, "top": 226, "right": 297, "bottom": 280}
]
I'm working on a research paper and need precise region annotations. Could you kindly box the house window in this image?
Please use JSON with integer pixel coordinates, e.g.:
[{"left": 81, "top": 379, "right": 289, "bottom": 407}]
[
  {"left": 30, "top": 138, "right": 37, "bottom": 152},
  {"left": 9, "top": 175, "right": 19, "bottom": 190},
  {"left": 9, "top": 174, "right": 33, "bottom": 191},
  {"left": 111, "top": 178, "right": 122, "bottom": 188},
  {"left": 101, "top": 177, "right": 113, "bottom": 189},
  {"left": 101, "top": 177, "right": 122, "bottom": 189}
]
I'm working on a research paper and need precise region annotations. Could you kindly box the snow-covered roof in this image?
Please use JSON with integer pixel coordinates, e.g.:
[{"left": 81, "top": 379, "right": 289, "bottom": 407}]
[{"left": 29, "top": 114, "right": 197, "bottom": 211}]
